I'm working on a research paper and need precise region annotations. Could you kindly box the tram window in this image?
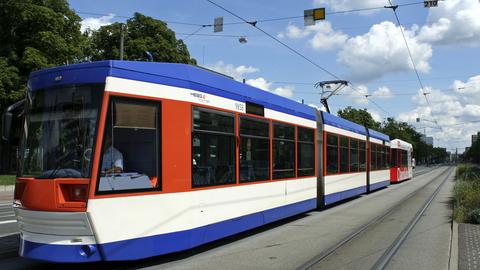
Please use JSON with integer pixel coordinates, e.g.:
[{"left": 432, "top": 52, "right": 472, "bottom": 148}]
[
  {"left": 97, "top": 98, "right": 160, "bottom": 193},
  {"left": 384, "top": 146, "right": 390, "bottom": 169},
  {"left": 240, "top": 117, "right": 270, "bottom": 182},
  {"left": 326, "top": 133, "right": 338, "bottom": 174},
  {"left": 370, "top": 143, "right": 377, "bottom": 170},
  {"left": 350, "top": 139, "right": 359, "bottom": 172},
  {"left": 377, "top": 144, "right": 382, "bottom": 170},
  {"left": 273, "top": 123, "right": 295, "bottom": 179},
  {"left": 359, "top": 141, "right": 366, "bottom": 172},
  {"left": 401, "top": 150, "right": 408, "bottom": 167},
  {"left": 339, "top": 136, "right": 349, "bottom": 173},
  {"left": 297, "top": 127, "right": 315, "bottom": 177},
  {"left": 192, "top": 107, "right": 235, "bottom": 187},
  {"left": 391, "top": 148, "right": 397, "bottom": 167}
]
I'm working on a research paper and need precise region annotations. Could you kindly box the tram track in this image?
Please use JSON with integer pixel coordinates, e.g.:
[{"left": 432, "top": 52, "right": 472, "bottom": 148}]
[
  {"left": 371, "top": 167, "right": 454, "bottom": 270},
  {"left": 297, "top": 165, "right": 452, "bottom": 270}
]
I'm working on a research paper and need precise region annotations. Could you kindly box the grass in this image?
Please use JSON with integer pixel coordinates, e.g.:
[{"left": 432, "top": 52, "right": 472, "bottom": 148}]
[
  {"left": 454, "top": 164, "right": 480, "bottom": 224},
  {"left": 0, "top": 175, "right": 16, "bottom": 186}
]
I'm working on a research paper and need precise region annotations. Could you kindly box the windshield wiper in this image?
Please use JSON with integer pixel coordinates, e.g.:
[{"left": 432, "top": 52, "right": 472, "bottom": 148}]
[{"left": 35, "top": 152, "right": 71, "bottom": 179}]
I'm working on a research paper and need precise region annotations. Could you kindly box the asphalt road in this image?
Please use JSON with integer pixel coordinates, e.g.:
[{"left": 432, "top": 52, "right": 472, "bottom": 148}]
[
  {"left": 0, "top": 190, "right": 16, "bottom": 237},
  {"left": 0, "top": 166, "right": 452, "bottom": 270}
]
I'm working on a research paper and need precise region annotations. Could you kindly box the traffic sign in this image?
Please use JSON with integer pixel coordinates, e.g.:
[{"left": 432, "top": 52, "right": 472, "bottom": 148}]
[
  {"left": 424, "top": 0, "right": 438, "bottom": 8},
  {"left": 214, "top": 16, "right": 223, "bottom": 32},
  {"left": 304, "top": 8, "right": 325, "bottom": 26}
]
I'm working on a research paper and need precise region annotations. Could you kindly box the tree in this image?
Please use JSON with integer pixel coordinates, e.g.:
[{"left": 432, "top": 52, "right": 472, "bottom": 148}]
[
  {"left": 382, "top": 118, "right": 435, "bottom": 164},
  {"left": 336, "top": 108, "right": 436, "bottom": 164},
  {"left": 89, "top": 13, "right": 197, "bottom": 64},
  {"left": 0, "top": 0, "right": 86, "bottom": 112},
  {"left": 337, "top": 106, "right": 381, "bottom": 130},
  {"left": 465, "top": 139, "right": 480, "bottom": 164}
]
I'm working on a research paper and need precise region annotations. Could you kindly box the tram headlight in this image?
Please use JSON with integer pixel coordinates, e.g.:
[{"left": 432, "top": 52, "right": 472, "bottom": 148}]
[
  {"left": 70, "top": 185, "right": 88, "bottom": 202},
  {"left": 59, "top": 184, "right": 88, "bottom": 202}
]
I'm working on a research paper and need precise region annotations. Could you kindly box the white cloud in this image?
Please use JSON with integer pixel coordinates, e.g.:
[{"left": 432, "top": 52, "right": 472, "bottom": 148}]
[
  {"left": 307, "top": 103, "right": 326, "bottom": 111},
  {"left": 80, "top": 14, "right": 115, "bottom": 32},
  {"left": 246, "top": 77, "right": 294, "bottom": 98},
  {"left": 314, "top": 0, "right": 385, "bottom": 14},
  {"left": 338, "top": 21, "right": 432, "bottom": 82},
  {"left": 372, "top": 86, "right": 392, "bottom": 98},
  {"left": 369, "top": 110, "right": 382, "bottom": 122},
  {"left": 278, "top": 22, "right": 347, "bottom": 51},
  {"left": 398, "top": 75, "right": 480, "bottom": 150},
  {"left": 453, "top": 75, "right": 480, "bottom": 97},
  {"left": 206, "top": 61, "right": 294, "bottom": 98},
  {"left": 277, "top": 24, "right": 311, "bottom": 39},
  {"left": 418, "top": 0, "right": 480, "bottom": 46},
  {"left": 245, "top": 77, "right": 270, "bottom": 90},
  {"left": 341, "top": 84, "right": 369, "bottom": 105},
  {"left": 206, "top": 61, "right": 258, "bottom": 81}
]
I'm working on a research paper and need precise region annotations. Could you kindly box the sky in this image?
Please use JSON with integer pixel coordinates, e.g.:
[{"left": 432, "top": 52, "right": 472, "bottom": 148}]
[{"left": 69, "top": 0, "right": 480, "bottom": 153}]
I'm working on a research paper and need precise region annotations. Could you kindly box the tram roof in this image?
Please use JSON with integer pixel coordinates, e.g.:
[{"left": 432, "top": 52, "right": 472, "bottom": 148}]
[
  {"left": 390, "top": 139, "right": 413, "bottom": 150},
  {"left": 321, "top": 111, "right": 367, "bottom": 136},
  {"left": 28, "top": 60, "right": 317, "bottom": 121},
  {"left": 368, "top": 128, "right": 390, "bottom": 141}
]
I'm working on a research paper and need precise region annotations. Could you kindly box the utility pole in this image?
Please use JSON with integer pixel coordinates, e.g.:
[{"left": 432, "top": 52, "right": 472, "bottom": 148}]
[{"left": 120, "top": 23, "right": 125, "bottom": 61}]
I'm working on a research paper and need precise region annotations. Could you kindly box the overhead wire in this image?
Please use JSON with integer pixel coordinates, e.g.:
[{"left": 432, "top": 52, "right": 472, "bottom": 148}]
[
  {"left": 385, "top": 0, "right": 444, "bottom": 131},
  {"left": 205, "top": 0, "right": 395, "bottom": 118},
  {"left": 272, "top": 75, "right": 480, "bottom": 85},
  {"left": 76, "top": 1, "right": 428, "bottom": 30},
  {"left": 181, "top": 26, "right": 207, "bottom": 41}
]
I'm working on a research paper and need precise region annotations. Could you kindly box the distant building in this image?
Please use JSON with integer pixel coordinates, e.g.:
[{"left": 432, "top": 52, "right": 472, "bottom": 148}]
[
  {"left": 420, "top": 135, "right": 433, "bottom": 146},
  {"left": 421, "top": 135, "right": 434, "bottom": 146},
  {"left": 426, "top": 136, "right": 434, "bottom": 146},
  {"left": 472, "top": 132, "right": 480, "bottom": 145}
]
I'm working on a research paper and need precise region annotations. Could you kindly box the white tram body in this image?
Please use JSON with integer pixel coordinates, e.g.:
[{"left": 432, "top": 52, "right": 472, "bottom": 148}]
[{"left": 390, "top": 139, "right": 413, "bottom": 182}]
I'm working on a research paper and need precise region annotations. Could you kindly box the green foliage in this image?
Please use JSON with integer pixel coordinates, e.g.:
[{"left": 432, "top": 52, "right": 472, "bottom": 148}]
[
  {"left": 89, "top": 13, "right": 196, "bottom": 64},
  {"left": 454, "top": 164, "right": 480, "bottom": 224},
  {"left": 336, "top": 107, "right": 449, "bottom": 164},
  {"left": 0, "top": 0, "right": 86, "bottom": 114},
  {"left": 337, "top": 106, "right": 381, "bottom": 130},
  {"left": 0, "top": 3, "right": 197, "bottom": 120},
  {"left": 465, "top": 138, "right": 480, "bottom": 164},
  {"left": 0, "top": 175, "right": 16, "bottom": 185}
]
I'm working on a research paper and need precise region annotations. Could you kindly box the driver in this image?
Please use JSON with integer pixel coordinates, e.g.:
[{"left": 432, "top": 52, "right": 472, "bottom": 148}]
[{"left": 101, "top": 133, "right": 124, "bottom": 174}]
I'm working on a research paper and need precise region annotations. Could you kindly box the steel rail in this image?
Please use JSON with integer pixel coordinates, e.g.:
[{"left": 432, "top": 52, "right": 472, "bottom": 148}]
[
  {"left": 371, "top": 166, "right": 454, "bottom": 270},
  {"left": 297, "top": 166, "right": 450, "bottom": 270}
]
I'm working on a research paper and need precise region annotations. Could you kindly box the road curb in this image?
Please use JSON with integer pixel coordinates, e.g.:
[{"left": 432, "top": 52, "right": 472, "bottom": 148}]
[
  {"left": 0, "top": 185, "right": 14, "bottom": 192},
  {"left": 450, "top": 220, "right": 459, "bottom": 270}
]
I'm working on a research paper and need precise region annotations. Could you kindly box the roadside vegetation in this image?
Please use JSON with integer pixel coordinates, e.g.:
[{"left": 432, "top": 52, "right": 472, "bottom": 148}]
[
  {"left": 454, "top": 164, "right": 480, "bottom": 224},
  {"left": 0, "top": 175, "right": 16, "bottom": 186}
]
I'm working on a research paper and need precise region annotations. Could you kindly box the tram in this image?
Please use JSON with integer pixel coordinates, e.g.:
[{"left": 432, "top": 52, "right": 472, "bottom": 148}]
[
  {"left": 389, "top": 138, "right": 413, "bottom": 182},
  {"left": 12, "top": 61, "right": 398, "bottom": 262}
]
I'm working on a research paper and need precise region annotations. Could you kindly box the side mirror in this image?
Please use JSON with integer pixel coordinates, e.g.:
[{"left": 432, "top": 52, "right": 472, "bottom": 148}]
[
  {"left": 2, "top": 99, "right": 26, "bottom": 143},
  {"left": 2, "top": 111, "right": 13, "bottom": 143}
]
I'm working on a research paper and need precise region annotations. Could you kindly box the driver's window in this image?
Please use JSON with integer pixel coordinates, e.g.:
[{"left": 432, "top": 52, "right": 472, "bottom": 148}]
[{"left": 97, "top": 97, "right": 161, "bottom": 193}]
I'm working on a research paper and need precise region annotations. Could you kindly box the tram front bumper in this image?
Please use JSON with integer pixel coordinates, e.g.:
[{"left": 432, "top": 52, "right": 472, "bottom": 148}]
[{"left": 14, "top": 207, "right": 102, "bottom": 262}]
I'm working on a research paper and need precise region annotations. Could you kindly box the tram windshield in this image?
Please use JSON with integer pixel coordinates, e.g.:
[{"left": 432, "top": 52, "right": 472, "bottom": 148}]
[{"left": 18, "top": 84, "right": 103, "bottom": 179}]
